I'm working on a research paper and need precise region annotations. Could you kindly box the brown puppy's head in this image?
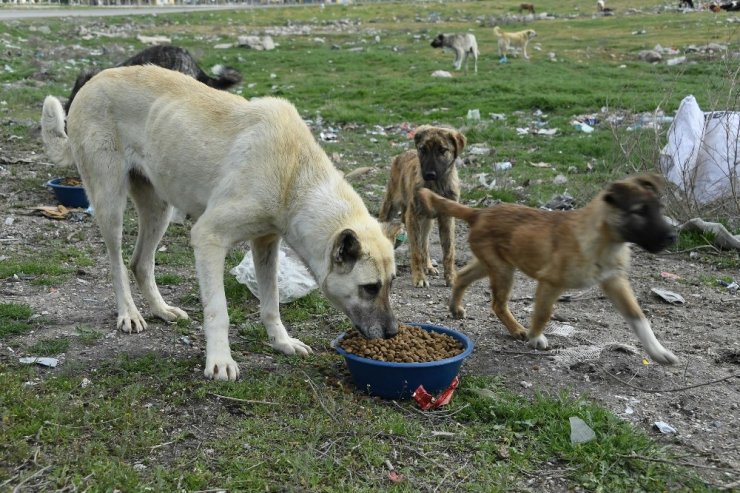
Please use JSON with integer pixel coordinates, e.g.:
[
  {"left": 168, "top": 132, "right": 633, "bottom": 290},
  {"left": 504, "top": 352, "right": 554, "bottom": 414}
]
[
  {"left": 413, "top": 125, "right": 467, "bottom": 182},
  {"left": 431, "top": 34, "right": 446, "bottom": 48},
  {"left": 603, "top": 173, "right": 676, "bottom": 253}
]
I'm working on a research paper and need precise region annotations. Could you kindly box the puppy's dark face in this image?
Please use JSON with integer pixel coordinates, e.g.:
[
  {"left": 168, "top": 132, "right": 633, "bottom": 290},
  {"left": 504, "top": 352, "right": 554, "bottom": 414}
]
[
  {"left": 414, "top": 125, "right": 467, "bottom": 182},
  {"left": 431, "top": 34, "right": 445, "bottom": 48},
  {"left": 604, "top": 174, "right": 676, "bottom": 253}
]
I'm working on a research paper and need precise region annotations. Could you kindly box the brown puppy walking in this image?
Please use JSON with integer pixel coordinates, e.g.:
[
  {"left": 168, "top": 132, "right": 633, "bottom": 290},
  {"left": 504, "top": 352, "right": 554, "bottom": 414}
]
[
  {"left": 418, "top": 174, "right": 679, "bottom": 364},
  {"left": 379, "top": 125, "right": 466, "bottom": 288}
]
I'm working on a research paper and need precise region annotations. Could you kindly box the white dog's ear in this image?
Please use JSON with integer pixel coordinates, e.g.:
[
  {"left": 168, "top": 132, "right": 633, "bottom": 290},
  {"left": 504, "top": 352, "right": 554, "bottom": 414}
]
[{"left": 332, "top": 229, "right": 362, "bottom": 270}]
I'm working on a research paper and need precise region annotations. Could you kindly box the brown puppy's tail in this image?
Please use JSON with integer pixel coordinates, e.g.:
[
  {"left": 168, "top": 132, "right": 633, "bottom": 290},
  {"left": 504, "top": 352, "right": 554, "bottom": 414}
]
[{"left": 417, "top": 188, "right": 479, "bottom": 224}]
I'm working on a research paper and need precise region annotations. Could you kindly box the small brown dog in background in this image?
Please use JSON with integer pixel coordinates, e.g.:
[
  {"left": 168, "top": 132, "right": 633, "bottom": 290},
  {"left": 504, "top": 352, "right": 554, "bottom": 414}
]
[
  {"left": 493, "top": 26, "right": 537, "bottom": 61},
  {"left": 379, "top": 125, "right": 467, "bottom": 288},
  {"left": 418, "top": 174, "right": 679, "bottom": 365},
  {"left": 519, "top": 3, "right": 536, "bottom": 14}
]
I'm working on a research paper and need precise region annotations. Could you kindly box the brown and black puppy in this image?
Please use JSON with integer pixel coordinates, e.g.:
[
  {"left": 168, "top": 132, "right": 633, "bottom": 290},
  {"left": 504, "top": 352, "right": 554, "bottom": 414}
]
[
  {"left": 379, "top": 125, "right": 467, "bottom": 288},
  {"left": 418, "top": 174, "right": 679, "bottom": 365}
]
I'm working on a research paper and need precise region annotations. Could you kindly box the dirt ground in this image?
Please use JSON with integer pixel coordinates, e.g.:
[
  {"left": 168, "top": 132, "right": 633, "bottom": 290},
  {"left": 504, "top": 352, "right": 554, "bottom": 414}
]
[{"left": 2, "top": 126, "right": 739, "bottom": 488}]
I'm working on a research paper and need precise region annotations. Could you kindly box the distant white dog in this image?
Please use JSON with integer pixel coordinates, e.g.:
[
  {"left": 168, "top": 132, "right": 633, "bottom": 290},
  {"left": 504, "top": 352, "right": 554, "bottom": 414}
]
[{"left": 431, "top": 33, "right": 479, "bottom": 74}]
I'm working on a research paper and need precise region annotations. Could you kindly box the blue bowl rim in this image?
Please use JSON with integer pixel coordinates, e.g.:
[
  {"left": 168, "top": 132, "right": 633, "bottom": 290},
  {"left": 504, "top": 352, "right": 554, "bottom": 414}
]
[
  {"left": 332, "top": 322, "right": 474, "bottom": 369},
  {"left": 47, "top": 177, "right": 85, "bottom": 190}
]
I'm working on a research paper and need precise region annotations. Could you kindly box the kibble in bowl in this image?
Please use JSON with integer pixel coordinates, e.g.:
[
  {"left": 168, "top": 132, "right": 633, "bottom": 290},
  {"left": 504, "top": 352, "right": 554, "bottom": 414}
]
[{"left": 333, "top": 323, "right": 474, "bottom": 400}]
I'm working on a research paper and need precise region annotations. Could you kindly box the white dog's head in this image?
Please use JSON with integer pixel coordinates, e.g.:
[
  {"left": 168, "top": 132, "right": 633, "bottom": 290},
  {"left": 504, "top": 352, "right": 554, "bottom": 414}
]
[{"left": 322, "top": 227, "right": 398, "bottom": 339}]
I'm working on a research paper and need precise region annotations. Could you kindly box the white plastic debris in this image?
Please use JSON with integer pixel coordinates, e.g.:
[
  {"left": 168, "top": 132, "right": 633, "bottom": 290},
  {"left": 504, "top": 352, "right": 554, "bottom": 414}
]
[
  {"left": 19, "top": 357, "right": 59, "bottom": 368},
  {"left": 570, "top": 416, "right": 596, "bottom": 444},
  {"left": 651, "top": 288, "right": 685, "bottom": 305},
  {"left": 654, "top": 421, "right": 677, "bottom": 434}
]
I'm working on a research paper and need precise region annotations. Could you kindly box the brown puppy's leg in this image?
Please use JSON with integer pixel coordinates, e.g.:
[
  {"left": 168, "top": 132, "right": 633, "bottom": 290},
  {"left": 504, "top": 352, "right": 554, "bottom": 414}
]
[
  {"left": 488, "top": 262, "right": 528, "bottom": 340},
  {"left": 601, "top": 276, "right": 678, "bottom": 364},
  {"left": 438, "top": 214, "right": 456, "bottom": 287},
  {"left": 526, "top": 282, "right": 563, "bottom": 350},
  {"left": 449, "top": 259, "right": 487, "bottom": 318},
  {"left": 407, "top": 210, "right": 433, "bottom": 287}
]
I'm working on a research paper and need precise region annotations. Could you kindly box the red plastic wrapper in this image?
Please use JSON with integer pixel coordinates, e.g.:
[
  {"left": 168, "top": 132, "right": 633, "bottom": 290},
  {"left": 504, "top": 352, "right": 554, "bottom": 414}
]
[{"left": 412, "top": 376, "right": 460, "bottom": 410}]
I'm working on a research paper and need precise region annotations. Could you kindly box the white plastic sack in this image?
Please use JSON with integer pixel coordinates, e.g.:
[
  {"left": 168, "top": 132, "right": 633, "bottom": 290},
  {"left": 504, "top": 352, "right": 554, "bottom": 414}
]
[
  {"left": 230, "top": 245, "right": 317, "bottom": 304},
  {"left": 660, "top": 95, "right": 740, "bottom": 204}
]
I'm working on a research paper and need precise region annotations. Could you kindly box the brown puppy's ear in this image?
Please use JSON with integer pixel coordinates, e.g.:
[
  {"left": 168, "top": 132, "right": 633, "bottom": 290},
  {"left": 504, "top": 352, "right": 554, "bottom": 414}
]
[
  {"left": 451, "top": 131, "right": 467, "bottom": 157},
  {"left": 636, "top": 173, "right": 665, "bottom": 194},
  {"left": 413, "top": 125, "right": 432, "bottom": 147},
  {"left": 332, "top": 229, "right": 361, "bottom": 272},
  {"left": 603, "top": 181, "right": 633, "bottom": 210}
]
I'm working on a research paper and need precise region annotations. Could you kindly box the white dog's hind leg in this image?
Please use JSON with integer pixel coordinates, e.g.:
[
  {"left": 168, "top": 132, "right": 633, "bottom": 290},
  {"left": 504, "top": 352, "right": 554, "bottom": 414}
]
[
  {"left": 128, "top": 176, "right": 188, "bottom": 323},
  {"left": 251, "top": 236, "right": 312, "bottom": 356},
  {"left": 192, "top": 218, "right": 240, "bottom": 381},
  {"left": 88, "top": 180, "right": 147, "bottom": 333}
]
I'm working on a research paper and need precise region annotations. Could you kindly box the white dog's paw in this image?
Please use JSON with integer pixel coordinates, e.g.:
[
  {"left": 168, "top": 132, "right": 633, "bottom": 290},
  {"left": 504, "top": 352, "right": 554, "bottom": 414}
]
[
  {"left": 528, "top": 334, "right": 549, "bottom": 350},
  {"left": 117, "top": 309, "right": 147, "bottom": 334},
  {"left": 204, "top": 354, "right": 240, "bottom": 381},
  {"left": 153, "top": 304, "right": 189, "bottom": 322},
  {"left": 269, "top": 337, "right": 313, "bottom": 356}
]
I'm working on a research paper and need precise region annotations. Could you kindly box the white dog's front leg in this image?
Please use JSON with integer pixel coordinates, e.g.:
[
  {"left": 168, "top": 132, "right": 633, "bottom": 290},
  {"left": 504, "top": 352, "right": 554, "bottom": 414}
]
[
  {"left": 192, "top": 237, "right": 240, "bottom": 381},
  {"left": 627, "top": 316, "right": 679, "bottom": 365},
  {"left": 252, "top": 237, "right": 313, "bottom": 356}
]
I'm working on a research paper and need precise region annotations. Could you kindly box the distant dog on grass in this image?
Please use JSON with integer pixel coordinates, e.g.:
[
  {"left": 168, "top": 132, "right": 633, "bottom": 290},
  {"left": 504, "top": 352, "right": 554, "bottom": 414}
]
[
  {"left": 519, "top": 3, "right": 536, "bottom": 14},
  {"left": 379, "top": 126, "right": 466, "bottom": 288},
  {"left": 418, "top": 174, "right": 679, "bottom": 365},
  {"left": 64, "top": 45, "right": 242, "bottom": 113},
  {"left": 430, "top": 33, "right": 479, "bottom": 74},
  {"left": 493, "top": 26, "right": 537, "bottom": 62}
]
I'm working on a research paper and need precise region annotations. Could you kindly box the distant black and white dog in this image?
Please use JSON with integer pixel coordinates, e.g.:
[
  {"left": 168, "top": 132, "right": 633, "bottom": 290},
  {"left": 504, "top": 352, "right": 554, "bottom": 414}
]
[
  {"left": 64, "top": 45, "right": 243, "bottom": 113},
  {"left": 430, "top": 33, "right": 479, "bottom": 74}
]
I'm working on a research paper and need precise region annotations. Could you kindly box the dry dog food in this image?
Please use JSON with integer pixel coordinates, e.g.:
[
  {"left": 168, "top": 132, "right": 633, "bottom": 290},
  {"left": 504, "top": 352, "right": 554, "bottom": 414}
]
[
  {"left": 60, "top": 177, "right": 83, "bottom": 187},
  {"left": 339, "top": 324, "right": 464, "bottom": 363}
]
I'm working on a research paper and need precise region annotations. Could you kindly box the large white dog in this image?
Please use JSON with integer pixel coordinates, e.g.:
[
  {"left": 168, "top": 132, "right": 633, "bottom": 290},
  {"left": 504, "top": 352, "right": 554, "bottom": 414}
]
[{"left": 41, "top": 65, "right": 398, "bottom": 381}]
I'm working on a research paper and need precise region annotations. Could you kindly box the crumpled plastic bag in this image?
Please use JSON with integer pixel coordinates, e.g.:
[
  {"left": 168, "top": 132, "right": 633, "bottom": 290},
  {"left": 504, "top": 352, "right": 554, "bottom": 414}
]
[
  {"left": 230, "top": 245, "right": 317, "bottom": 304},
  {"left": 659, "top": 95, "right": 740, "bottom": 204}
]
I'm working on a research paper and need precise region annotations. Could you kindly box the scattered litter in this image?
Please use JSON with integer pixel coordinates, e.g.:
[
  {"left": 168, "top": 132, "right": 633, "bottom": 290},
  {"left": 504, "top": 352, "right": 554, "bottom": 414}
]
[
  {"left": 632, "top": 29, "right": 647, "bottom": 35},
  {"left": 466, "top": 109, "right": 481, "bottom": 121},
  {"left": 494, "top": 161, "right": 512, "bottom": 171},
  {"left": 718, "top": 280, "right": 739, "bottom": 293},
  {"left": 546, "top": 324, "right": 576, "bottom": 337},
  {"left": 81, "top": 377, "right": 92, "bottom": 388},
  {"left": 654, "top": 421, "right": 677, "bottom": 434},
  {"left": 136, "top": 34, "right": 171, "bottom": 45},
  {"left": 660, "top": 272, "right": 682, "bottom": 281},
  {"left": 651, "top": 288, "right": 685, "bottom": 305},
  {"left": 489, "top": 112, "right": 506, "bottom": 121},
  {"left": 4, "top": 216, "right": 14, "bottom": 226},
  {"left": 572, "top": 121, "right": 594, "bottom": 133},
  {"left": 552, "top": 174, "right": 568, "bottom": 185},
  {"left": 33, "top": 205, "right": 85, "bottom": 220},
  {"left": 468, "top": 144, "right": 492, "bottom": 155},
  {"left": 678, "top": 219, "right": 740, "bottom": 250},
  {"left": 319, "top": 130, "right": 338, "bottom": 142},
  {"left": 237, "top": 35, "right": 275, "bottom": 51},
  {"left": 666, "top": 56, "right": 687, "bottom": 66},
  {"left": 570, "top": 416, "right": 596, "bottom": 444},
  {"left": 343, "top": 166, "right": 374, "bottom": 180},
  {"left": 179, "top": 336, "right": 191, "bottom": 346},
  {"left": 19, "top": 357, "right": 59, "bottom": 368},
  {"left": 231, "top": 244, "right": 317, "bottom": 303},
  {"left": 528, "top": 161, "right": 552, "bottom": 168},
  {"left": 431, "top": 70, "right": 453, "bottom": 78},
  {"left": 516, "top": 127, "right": 558, "bottom": 136},
  {"left": 520, "top": 380, "right": 533, "bottom": 389},
  {"left": 542, "top": 194, "right": 576, "bottom": 210},
  {"left": 412, "top": 376, "right": 459, "bottom": 410}
]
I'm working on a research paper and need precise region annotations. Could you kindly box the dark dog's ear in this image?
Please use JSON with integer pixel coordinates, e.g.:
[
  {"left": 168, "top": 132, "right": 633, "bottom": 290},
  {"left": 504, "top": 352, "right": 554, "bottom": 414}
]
[
  {"left": 452, "top": 131, "right": 467, "bottom": 157},
  {"left": 332, "top": 229, "right": 362, "bottom": 271},
  {"left": 603, "top": 181, "right": 633, "bottom": 210}
]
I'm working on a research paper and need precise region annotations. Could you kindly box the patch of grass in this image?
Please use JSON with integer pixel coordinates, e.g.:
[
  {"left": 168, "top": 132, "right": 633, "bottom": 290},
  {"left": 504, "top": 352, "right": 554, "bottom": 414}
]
[
  {"left": 0, "top": 303, "right": 33, "bottom": 338},
  {"left": 76, "top": 326, "right": 104, "bottom": 346},
  {"left": 0, "top": 247, "right": 95, "bottom": 286},
  {"left": 0, "top": 355, "right": 712, "bottom": 491},
  {"left": 26, "top": 337, "right": 70, "bottom": 356},
  {"left": 155, "top": 273, "right": 183, "bottom": 286}
]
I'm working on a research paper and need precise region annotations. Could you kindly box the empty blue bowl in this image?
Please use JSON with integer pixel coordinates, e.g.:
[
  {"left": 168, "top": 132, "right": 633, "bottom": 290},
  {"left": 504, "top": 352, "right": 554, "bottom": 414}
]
[
  {"left": 47, "top": 177, "right": 89, "bottom": 208},
  {"left": 332, "top": 323, "right": 474, "bottom": 400}
]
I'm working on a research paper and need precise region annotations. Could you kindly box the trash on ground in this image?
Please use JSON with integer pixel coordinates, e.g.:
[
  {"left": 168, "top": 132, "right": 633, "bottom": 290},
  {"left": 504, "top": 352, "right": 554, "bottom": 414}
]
[
  {"left": 529, "top": 161, "right": 552, "bottom": 168},
  {"left": 651, "top": 288, "right": 685, "bottom": 305},
  {"left": 468, "top": 144, "right": 493, "bottom": 155},
  {"left": 489, "top": 112, "right": 506, "bottom": 120},
  {"left": 572, "top": 121, "right": 594, "bottom": 133},
  {"left": 431, "top": 70, "right": 452, "bottom": 78},
  {"left": 319, "top": 130, "right": 338, "bottom": 142},
  {"left": 494, "top": 161, "right": 512, "bottom": 171},
  {"left": 19, "top": 356, "right": 59, "bottom": 368},
  {"left": 718, "top": 279, "right": 739, "bottom": 292},
  {"left": 660, "top": 272, "right": 682, "bottom": 281},
  {"left": 412, "top": 376, "right": 459, "bottom": 410},
  {"left": 659, "top": 95, "right": 739, "bottom": 204},
  {"left": 33, "top": 205, "right": 83, "bottom": 220},
  {"left": 678, "top": 218, "right": 740, "bottom": 250},
  {"left": 542, "top": 194, "right": 576, "bottom": 210},
  {"left": 553, "top": 174, "right": 568, "bottom": 185},
  {"left": 570, "top": 416, "right": 596, "bottom": 444},
  {"left": 343, "top": 166, "right": 375, "bottom": 180},
  {"left": 231, "top": 244, "right": 317, "bottom": 303},
  {"left": 654, "top": 421, "right": 677, "bottom": 434},
  {"left": 466, "top": 109, "right": 481, "bottom": 121}
]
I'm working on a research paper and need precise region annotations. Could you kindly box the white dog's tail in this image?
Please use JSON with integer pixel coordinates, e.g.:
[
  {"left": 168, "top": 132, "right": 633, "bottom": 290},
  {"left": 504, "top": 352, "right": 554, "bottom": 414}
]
[{"left": 41, "top": 96, "right": 74, "bottom": 167}]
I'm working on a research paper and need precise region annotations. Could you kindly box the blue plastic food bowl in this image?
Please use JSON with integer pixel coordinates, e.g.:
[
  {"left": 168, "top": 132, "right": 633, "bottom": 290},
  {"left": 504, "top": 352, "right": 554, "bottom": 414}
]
[
  {"left": 332, "top": 323, "right": 474, "bottom": 400},
  {"left": 47, "top": 177, "right": 89, "bottom": 208}
]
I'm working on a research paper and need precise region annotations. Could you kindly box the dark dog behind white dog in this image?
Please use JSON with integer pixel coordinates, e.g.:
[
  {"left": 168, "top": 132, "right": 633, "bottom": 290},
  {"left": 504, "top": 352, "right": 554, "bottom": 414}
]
[
  {"left": 64, "top": 45, "right": 242, "bottom": 114},
  {"left": 42, "top": 65, "right": 397, "bottom": 381}
]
